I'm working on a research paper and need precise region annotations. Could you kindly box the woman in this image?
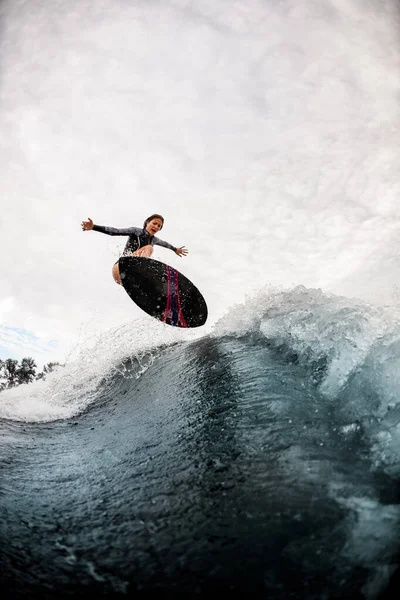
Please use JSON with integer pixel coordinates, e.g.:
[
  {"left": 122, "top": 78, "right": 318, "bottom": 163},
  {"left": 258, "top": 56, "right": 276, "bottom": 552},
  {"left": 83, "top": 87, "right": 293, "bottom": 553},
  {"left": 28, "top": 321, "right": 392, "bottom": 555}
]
[{"left": 81, "top": 214, "right": 188, "bottom": 284}]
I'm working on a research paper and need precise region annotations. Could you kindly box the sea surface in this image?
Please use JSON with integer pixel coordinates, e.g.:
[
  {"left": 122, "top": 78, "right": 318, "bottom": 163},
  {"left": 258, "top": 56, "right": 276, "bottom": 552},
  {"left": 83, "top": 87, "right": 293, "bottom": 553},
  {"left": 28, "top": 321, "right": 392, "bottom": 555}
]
[{"left": 1, "top": 286, "right": 400, "bottom": 598}]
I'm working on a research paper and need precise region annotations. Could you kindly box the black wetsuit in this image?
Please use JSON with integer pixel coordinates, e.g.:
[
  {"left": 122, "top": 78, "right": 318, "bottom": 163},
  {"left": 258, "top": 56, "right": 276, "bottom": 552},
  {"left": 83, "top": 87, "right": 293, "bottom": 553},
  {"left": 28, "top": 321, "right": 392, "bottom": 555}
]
[{"left": 92, "top": 224, "right": 177, "bottom": 256}]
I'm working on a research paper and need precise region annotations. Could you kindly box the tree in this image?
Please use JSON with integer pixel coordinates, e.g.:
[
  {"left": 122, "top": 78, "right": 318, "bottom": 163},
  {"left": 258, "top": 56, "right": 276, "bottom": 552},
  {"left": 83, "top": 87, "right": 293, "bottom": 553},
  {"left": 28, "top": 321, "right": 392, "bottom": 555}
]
[
  {"left": 1, "top": 358, "right": 19, "bottom": 388},
  {"left": 36, "top": 362, "right": 61, "bottom": 380},
  {"left": 0, "top": 357, "right": 63, "bottom": 392},
  {"left": 16, "top": 357, "right": 37, "bottom": 385},
  {"left": 0, "top": 359, "right": 5, "bottom": 392}
]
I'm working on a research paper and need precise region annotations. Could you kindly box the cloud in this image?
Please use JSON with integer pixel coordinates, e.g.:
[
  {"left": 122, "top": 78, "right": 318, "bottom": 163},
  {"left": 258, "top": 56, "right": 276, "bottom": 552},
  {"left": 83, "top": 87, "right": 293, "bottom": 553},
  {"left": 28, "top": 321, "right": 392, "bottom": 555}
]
[
  {"left": 0, "top": 325, "right": 58, "bottom": 364},
  {"left": 0, "top": 0, "right": 399, "bottom": 364}
]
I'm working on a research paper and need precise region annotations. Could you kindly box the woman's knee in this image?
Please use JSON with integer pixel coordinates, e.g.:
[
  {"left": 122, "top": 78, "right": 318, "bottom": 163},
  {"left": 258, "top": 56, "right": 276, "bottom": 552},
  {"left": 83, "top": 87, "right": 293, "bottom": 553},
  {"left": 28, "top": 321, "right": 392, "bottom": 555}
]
[{"left": 112, "top": 263, "right": 121, "bottom": 284}]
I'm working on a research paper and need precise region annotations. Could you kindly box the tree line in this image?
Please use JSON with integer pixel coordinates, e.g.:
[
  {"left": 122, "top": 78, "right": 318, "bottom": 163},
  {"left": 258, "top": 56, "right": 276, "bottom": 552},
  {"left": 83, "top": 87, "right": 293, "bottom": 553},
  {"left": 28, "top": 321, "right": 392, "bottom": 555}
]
[{"left": 0, "top": 357, "right": 61, "bottom": 392}]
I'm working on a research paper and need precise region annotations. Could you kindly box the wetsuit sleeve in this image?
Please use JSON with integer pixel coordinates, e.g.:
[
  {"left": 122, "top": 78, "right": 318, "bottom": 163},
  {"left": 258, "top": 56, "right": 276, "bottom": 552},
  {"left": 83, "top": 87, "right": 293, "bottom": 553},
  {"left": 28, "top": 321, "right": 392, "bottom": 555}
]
[
  {"left": 152, "top": 236, "right": 177, "bottom": 252},
  {"left": 92, "top": 225, "right": 142, "bottom": 236}
]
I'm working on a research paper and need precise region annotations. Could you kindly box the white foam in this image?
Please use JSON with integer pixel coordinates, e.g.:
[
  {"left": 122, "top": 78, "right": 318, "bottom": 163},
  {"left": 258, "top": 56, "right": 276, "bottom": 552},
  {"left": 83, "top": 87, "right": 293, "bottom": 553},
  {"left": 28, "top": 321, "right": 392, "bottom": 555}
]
[{"left": 0, "top": 317, "right": 203, "bottom": 423}]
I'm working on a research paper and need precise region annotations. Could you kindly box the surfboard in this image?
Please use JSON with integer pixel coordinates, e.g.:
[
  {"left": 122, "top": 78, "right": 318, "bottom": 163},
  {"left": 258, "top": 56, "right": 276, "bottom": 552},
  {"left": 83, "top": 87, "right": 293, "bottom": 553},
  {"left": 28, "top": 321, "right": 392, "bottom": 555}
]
[{"left": 118, "top": 256, "right": 208, "bottom": 328}]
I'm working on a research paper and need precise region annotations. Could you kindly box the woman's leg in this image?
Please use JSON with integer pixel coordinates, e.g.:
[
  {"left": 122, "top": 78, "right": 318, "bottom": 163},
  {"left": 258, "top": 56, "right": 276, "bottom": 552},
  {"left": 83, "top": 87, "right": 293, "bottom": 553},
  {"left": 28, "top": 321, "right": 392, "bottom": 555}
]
[
  {"left": 112, "top": 247, "right": 153, "bottom": 285},
  {"left": 112, "top": 262, "right": 121, "bottom": 285}
]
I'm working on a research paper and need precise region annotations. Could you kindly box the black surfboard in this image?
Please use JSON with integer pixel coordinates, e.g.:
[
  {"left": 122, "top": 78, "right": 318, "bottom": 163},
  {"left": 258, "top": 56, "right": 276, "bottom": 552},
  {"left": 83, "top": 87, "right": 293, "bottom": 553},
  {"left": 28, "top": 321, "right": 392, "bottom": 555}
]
[{"left": 118, "top": 256, "right": 208, "bottom": 328}]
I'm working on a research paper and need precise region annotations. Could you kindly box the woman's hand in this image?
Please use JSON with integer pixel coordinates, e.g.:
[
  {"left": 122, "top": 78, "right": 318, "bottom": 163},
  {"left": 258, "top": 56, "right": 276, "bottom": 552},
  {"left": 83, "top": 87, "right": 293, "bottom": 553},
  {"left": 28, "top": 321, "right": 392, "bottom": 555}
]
[
  {"left": 175, "top": 246, "right": 188, "bottom": 257},
  {"left": 81, "top": 217, "right": 94, "bottom": 231}
]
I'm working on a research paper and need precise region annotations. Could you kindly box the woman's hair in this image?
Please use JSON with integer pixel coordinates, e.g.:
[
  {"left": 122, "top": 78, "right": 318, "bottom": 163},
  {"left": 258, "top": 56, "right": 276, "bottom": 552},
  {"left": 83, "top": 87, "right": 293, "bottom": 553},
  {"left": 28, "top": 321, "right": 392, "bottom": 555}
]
[{"left": 143, "top": 214, "right": 164, "bottom": 229}]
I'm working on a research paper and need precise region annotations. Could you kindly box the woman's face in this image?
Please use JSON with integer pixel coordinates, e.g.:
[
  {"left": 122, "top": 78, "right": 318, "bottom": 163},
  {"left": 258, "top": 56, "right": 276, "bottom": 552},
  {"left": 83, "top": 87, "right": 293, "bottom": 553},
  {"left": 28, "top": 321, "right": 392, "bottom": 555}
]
[{"left": 145, "top": 218, "right": 163, "bottom": 235}]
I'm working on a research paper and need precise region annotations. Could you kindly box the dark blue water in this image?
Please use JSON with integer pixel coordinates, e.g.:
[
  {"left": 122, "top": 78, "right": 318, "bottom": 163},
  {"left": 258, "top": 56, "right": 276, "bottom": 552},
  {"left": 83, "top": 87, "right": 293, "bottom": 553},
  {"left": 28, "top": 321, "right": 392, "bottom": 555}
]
[{"left": 1, "top": 287, "right": 400, "bottom": 598}]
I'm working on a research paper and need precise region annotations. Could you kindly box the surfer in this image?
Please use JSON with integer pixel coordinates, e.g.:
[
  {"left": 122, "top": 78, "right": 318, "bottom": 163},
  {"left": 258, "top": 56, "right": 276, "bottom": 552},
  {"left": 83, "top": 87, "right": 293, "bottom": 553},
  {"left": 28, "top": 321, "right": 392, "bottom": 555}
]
[{"left": 81, "top": 214, "right": 188, "bottom": 284}]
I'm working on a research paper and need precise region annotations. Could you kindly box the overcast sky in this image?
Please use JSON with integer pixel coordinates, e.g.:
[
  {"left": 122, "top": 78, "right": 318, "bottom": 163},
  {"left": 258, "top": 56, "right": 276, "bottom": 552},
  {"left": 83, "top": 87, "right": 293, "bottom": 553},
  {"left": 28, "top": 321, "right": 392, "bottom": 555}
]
[{"left": 1, "top": 0, "right": 399, "bottom": 368}]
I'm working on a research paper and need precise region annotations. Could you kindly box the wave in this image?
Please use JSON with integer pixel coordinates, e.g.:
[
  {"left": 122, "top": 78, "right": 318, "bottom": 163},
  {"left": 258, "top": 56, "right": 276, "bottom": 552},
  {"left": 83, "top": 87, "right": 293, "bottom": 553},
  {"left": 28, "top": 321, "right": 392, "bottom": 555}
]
[
  {"left": 2, "top": 285, "right": 400, "bottom": 597},
  {"left": 3, "top": 285, "right": 400, "bottom": 475},
  {"left": 213, "top": 285, "right": 400, "bottom": 476},
  {"left": 0, "top": 317, "right": 202, "bottom": 423},
  {"left": 3, "top": 285, "right": 400, "bottom": 477}
]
